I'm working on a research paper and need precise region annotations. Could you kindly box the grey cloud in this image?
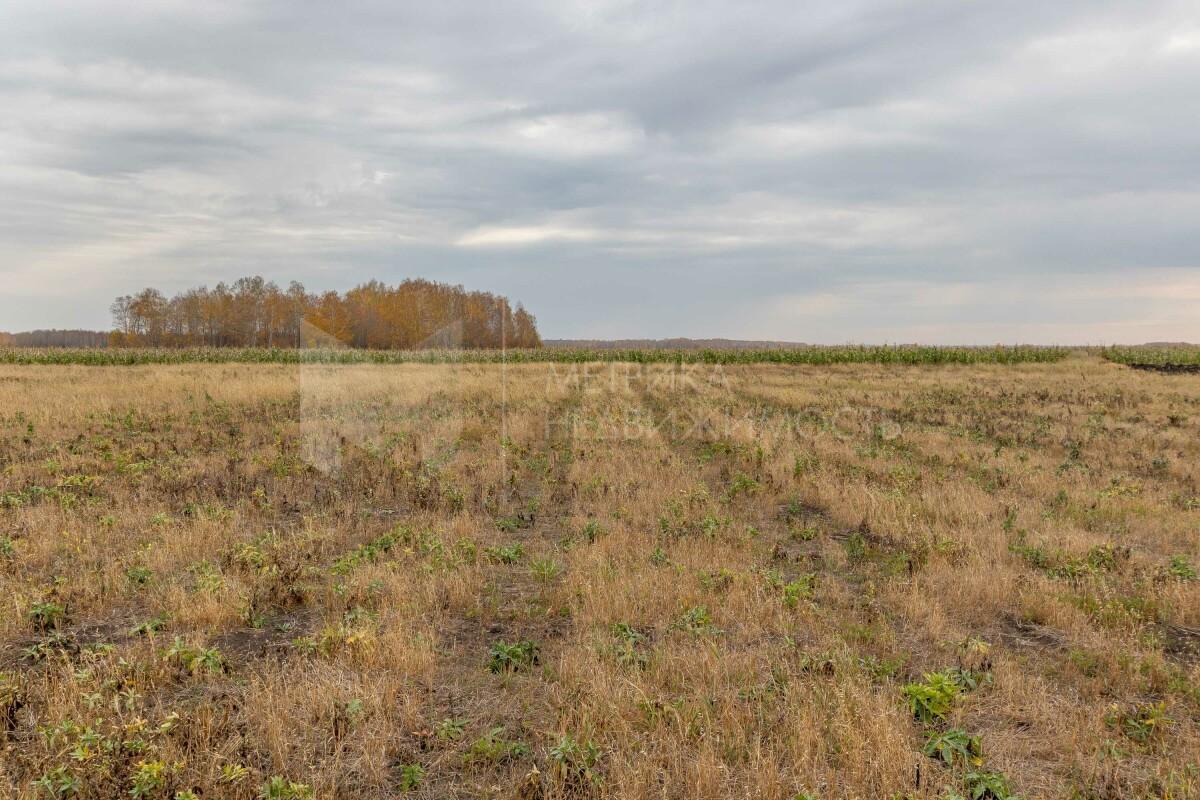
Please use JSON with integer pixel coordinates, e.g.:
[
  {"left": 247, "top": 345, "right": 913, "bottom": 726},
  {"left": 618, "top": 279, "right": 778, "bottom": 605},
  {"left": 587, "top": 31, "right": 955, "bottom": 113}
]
[{"left": 0, "top": 0, "right": 1197, "bottom": 342}]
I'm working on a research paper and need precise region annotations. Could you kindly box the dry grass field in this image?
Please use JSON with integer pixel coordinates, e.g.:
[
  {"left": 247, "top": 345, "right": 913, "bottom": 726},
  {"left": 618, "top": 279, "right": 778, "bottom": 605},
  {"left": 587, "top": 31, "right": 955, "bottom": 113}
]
[{"left": 1, "top": 357, "right": 1197, "bottom": 799}]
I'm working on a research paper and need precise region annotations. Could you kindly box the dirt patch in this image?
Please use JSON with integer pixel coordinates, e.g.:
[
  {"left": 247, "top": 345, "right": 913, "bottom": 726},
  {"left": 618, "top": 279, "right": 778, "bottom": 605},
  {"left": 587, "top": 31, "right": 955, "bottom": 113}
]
[
  {"left": 1, "top": 614, "right": 143, "bottom": 670},
  {"left": 997, "top": 613, "right": 1068, "bottom": 651},
  {"left": 1161, "top": 623, "right": 1200, "bottom": 664},
  {"left": 210, "top": 608, "right": 319, "bottom": 665}
]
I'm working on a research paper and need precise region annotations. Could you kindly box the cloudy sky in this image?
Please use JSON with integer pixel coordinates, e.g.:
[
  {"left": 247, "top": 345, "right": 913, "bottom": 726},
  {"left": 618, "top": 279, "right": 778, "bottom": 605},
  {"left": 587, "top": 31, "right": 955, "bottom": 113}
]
[{"left": 1, "top": 1, "right": 1198, "bottom": 343}]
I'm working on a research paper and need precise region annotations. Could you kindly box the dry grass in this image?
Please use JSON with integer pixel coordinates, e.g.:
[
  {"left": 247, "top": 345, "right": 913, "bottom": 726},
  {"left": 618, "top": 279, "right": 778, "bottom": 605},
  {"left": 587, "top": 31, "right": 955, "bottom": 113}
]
[{"left": 0, "top": 358, "right": 1197, "bottom": 799}]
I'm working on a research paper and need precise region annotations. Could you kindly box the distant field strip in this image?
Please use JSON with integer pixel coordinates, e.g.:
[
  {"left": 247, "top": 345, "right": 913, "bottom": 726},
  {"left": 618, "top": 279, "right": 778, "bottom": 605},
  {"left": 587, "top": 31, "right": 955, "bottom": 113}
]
[
  {"left": 1103, "top": 346, "right": 1200, "bottom": 371},
  {"left": 0, "top": 345, "right": 1071, "bottom": 366}
]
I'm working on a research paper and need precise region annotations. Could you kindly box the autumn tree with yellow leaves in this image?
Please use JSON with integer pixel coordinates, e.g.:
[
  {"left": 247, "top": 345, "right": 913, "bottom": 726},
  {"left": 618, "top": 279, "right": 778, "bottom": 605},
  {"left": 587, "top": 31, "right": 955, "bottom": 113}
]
[{"left": 109, "top": 277, "right": 541, "bottom": 349}]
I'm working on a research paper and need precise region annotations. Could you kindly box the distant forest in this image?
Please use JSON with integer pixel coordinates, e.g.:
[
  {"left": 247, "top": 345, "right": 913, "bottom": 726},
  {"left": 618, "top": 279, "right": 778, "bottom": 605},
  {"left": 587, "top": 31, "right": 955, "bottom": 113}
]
[
  {"left": 0, "top": 330, "right": 111, "bottom": 348},
  {"left": 104, "top": 276, "right": 540, "bottom": 349}
]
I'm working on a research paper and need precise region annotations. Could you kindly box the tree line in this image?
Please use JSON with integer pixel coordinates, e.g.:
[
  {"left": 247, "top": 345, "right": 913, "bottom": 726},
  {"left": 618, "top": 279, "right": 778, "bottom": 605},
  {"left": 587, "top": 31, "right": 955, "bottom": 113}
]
[
  {"left": 109, "top": 276, "right": 541, "bottom": 349},
  {"left": 0, "top": 330, "right": 111, "bottom": 348}
]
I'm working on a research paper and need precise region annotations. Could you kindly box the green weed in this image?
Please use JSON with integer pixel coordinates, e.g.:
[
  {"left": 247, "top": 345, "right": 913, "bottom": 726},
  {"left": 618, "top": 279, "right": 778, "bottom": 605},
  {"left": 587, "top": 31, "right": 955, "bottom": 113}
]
[
  {"left": 783, "top": 574, "right": 817, "bottom": 608},
  {"left": 903, "top": 672, "right": 962, "bottom": 723},
  {"left": 549, "top": 734, "right": 602, "bottom": 787},
  {"left": 485, "top": 543, "right": 524, "bottom": 564},
  {"left": 463, "top": 726, "right": 529, "bottom": 765},
  {"left": 259, "top": 776, "right": 314, "bottom": 800},
  {"left": 396, "top": 763, "right": 424, "bottom": 792},
  {"left": 923, "top": 728, "right": 983, "bottom": 768},
  {"left": 487, "top": 640, "right": 540, "bottom": 673}
]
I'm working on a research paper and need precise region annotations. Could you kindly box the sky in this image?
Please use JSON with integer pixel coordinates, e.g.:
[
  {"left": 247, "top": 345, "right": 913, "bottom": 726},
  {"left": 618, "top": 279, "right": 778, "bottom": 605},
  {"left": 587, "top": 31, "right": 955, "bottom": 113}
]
[{"left": 1, "top": 1, "right": 1198, "bottom": 344}]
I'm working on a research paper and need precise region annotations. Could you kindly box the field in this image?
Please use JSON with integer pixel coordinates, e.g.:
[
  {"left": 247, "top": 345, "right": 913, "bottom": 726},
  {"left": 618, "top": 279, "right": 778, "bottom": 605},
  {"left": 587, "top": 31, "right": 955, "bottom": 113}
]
[
  {"left": 1, "top": 357, "right": 1197, "bottom": 799},
  {"left": 0, "top": 345, "right": 1069, "bottom": 367}
]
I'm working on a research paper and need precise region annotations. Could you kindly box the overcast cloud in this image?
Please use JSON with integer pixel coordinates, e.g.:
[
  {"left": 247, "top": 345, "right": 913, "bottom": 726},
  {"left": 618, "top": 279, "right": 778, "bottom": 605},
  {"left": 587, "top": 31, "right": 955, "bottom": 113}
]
[{"left": 1, "top": 0, "right": 1198, "bottom": 343}]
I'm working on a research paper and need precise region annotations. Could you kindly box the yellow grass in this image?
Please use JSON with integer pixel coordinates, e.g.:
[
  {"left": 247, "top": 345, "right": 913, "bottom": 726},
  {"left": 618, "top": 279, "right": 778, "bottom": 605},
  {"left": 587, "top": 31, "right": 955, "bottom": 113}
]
[{"left": 0, "top": 359, "right": 1197, "bottom": 799}]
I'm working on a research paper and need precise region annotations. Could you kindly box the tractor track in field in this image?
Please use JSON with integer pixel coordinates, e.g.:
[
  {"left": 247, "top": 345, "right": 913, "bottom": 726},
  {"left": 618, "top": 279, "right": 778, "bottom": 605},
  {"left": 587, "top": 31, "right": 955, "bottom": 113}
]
[{"left": 408, "top": 386, "right": 583, "bottom": 799}]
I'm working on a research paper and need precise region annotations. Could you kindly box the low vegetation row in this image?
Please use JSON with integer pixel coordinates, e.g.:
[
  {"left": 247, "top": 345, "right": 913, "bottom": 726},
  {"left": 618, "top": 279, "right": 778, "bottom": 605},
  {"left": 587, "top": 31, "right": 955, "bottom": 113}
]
[
  {"left": 1102, "top": 346, "right": 1200, "bottom": 369},
  {"left": 0, "top": 344, "right": 1070, "bottom": 366}
]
